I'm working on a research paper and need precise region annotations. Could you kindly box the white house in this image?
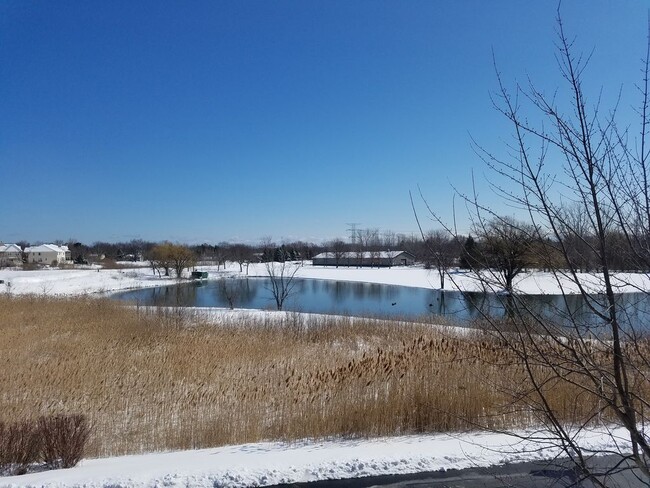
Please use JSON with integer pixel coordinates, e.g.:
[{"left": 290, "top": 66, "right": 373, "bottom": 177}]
[
  {"left": 0, "top": 243, "right": 23, "bottom": 266},
  {"left": 25, "top": 244, "right": 70, "bottom": 266},
  {"left": 60, "top": 245, "right": 72, "bottom": 261}
]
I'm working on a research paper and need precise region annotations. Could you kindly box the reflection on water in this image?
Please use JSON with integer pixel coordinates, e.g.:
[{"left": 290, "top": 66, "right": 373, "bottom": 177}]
[
  {"left": 458, "top": 291, "right": 650, "bottom": 332},
  {"left": 111, "top": 278, "right": 650, "bottom": 329}
]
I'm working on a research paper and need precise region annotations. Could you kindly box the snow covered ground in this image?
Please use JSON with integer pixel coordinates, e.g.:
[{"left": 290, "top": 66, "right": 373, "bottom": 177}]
[
  {"left": 1, "top": 262, "right": 649, "bottom": 297},
  {"left": 2, "top": 427, "right": 631, "bottom": 488}
]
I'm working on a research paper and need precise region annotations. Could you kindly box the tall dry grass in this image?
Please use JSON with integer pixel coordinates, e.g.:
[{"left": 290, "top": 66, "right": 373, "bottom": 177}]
[{"left": 1, "top": 295, "right": 647, "bottom": 458}]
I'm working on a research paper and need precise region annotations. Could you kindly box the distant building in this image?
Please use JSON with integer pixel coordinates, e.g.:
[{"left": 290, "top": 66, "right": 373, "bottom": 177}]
[
  {"left": 312, "top": 250, "right": 416, "bottom": 267},
  {"left": 60, "top": 245, "right": 72, "bottom": 261},
  {"left": 0, "top": 243, "right": 23, "bottom": 267},
  {"left": 25, "top": 244, "right": 70, "bottom": 265}
]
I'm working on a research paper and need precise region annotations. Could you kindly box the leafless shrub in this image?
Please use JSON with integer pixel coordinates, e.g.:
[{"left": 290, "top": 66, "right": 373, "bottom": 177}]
[
  {"left": 38, "top": 414, "right": 90, "bottom": 469},
  {"left": 0, "top": 420, "right": 39, "bottom": 475}
]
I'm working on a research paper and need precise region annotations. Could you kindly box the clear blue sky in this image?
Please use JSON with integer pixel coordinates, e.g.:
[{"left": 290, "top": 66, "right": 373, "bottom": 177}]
[{"left": 1, "top": 1, "right": 647, "bottom": 244}]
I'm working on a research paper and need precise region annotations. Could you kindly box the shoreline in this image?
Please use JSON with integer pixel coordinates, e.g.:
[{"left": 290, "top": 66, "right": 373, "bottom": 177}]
[{"left": 1, "top": 262, "right": 649, "bottom": 298}]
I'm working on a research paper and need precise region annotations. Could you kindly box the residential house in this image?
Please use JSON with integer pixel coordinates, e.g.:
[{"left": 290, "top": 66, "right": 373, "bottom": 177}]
[
  {"left": 0, "top": 243, "right": 23, "bottom": 266},
  {"left": 25, "top": 244, "right": 70, "bottom": 266},
  {"left": 61, "top": 245, "right": 72, "bottom": 261}
]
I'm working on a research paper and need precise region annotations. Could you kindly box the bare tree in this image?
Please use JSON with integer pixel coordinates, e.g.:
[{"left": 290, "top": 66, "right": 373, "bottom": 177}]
[
  {"left": 212, "top": 244, "right": 228, "bottom": 270},
  {"left": 264, "top": 260, "right": 302, "bottom": 311},
  {"left": 169, "top": 245, "right": 196, "bottom": 279},
  {"left": 149, "top": 243, "right": 172, "bottom": 277},
  {"left": 383, "top": 230, "right": 397, "bottom": 248},
  {"left": 327, "top": 239, "right": 348, "bottom": 268},
  {"left": 558, "top": 203, "right": 597, "bottom": 272},
  {"left": 360, "top": 228, "right": 380, "bottom": 250},
  {"left": 425, "top": 230, "right": 458, "bottom": 290},
  {"left": 147, "top": 255, "right": 161, "bottom": 277},
  {"left": 353, "top": 235, "right": 365, "bottom": 268},
  {"left": 476, "top": 217, "right": 536, "bottom": 293},
  {"left": 259, "top": 236, "right": 275, "bottom": 263},
  {"left": 419, "top": 10, "right": 650, "bottom": 484},
  {"left": 356, "top": 228, "right": 380, "bottom": 267},
  {"left": 228, "top": 244, "right": 253, "bottom": 273}
]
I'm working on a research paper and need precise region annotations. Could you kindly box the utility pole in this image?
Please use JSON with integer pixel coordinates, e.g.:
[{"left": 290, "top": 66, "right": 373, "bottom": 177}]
[{"left": 346, "top": 223, "right": 361, "bottom": 245}]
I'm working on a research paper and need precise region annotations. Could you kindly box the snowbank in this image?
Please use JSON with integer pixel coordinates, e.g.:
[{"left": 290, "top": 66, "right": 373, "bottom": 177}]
[{"left": 2, "top": 427, "right": 631, "bottom": 488}]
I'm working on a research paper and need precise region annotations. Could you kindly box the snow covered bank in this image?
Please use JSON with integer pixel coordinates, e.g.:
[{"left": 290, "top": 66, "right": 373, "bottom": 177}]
[
  {"left": 0, "top": 267, "right": 176, "bottom": 296},
  {"left": 271, "top": 264, "right": 650, "bottom": 295},
  {"left": 1, "top": 262, "right": 649, "bottom": 297},
  {"left": 2, "top": 428, "right": 630, "bottom": 488}
]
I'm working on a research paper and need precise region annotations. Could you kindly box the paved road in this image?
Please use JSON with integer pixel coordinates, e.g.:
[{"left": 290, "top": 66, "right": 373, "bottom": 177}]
[{"left": 266, "top": 456, "right": 647, "bottom": 487}]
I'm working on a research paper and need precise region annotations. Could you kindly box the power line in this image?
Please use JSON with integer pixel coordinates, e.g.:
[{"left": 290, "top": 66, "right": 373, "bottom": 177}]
[{"left": 345, "top": 223, "right": 361, "bottom": 245}]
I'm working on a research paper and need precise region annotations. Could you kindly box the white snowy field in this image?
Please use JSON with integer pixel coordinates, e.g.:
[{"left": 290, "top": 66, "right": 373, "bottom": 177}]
[
  {"left": 2, "top": 427, "right": 631, "bottom": 488},
  {"left": 1, "top": 261, "right": 649, "bottom": 297}
]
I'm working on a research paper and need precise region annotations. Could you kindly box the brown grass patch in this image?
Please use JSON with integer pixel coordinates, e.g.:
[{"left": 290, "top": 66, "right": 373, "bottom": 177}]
[{"left": 0, "top": 295, "right": 647, "bottom": 458}]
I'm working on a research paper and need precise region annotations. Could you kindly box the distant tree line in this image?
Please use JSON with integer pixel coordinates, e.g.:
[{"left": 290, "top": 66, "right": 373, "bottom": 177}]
[{"left": 21, "top": 221, "right": 650, "bottom": 287}]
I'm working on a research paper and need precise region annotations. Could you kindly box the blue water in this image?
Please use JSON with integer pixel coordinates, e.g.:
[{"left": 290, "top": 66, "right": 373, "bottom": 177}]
[{"left": 111, "top": 277, "right": 650, "bottom": 329}]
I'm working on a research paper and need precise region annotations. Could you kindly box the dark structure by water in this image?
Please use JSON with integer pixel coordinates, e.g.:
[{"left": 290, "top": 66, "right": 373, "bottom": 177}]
[{"left": 312, "top": 251, "right": 415, "bottom": 267}]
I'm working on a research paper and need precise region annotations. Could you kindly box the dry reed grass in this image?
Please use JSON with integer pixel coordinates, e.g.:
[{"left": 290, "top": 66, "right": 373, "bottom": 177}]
[{"left": 1, "top": 295, "right": 647, "bottom": 458}]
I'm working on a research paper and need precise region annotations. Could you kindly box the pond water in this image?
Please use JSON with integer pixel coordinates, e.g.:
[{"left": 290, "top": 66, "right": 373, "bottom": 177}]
[{"left": 111, "top": 277, "right": 650, "bottom": 329}]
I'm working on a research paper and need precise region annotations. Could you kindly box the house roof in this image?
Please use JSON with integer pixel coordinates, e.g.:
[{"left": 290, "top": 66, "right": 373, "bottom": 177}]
[
  {"left": 313, "top": 251, "right": 413, "bottom": 260},
  {"left": 25, "top": 244, "right": 67, "bottom": 254},
  {"left": 0, "top": 243, "right": 22, "bottom": 253}
]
